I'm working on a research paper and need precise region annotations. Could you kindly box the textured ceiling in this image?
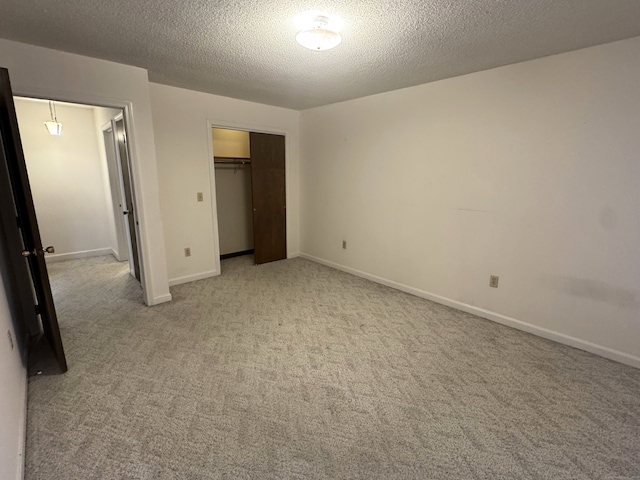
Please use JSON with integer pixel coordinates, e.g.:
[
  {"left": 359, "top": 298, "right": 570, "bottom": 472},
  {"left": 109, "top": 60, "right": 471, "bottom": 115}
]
[{"left": 2, "top": 0, "right": 640, "bottom": 110}]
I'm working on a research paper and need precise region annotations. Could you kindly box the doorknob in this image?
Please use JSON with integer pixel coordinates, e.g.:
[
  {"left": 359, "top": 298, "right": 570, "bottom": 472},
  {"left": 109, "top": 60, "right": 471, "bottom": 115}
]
[
  {"left": 123, "top": 210, "right": 129, "bottom": 215},
  {"left": 21, "top": 246, "right": 55, "bottom": 257}
]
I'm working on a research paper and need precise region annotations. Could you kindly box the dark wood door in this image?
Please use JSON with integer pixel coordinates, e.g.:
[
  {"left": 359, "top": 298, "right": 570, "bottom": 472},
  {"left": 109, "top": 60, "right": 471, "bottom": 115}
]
[
  {"left": 0, "top": 68, "right": 67, "bottom": 373},
  {"left": 0, "top": 116, "right": 37, "bottom": 363},
  {"left": 250, "top": 132, "right": 286, "bottom": 265},
  {"left": 115, "top": 118, "right": 141, "bottom": 281}
]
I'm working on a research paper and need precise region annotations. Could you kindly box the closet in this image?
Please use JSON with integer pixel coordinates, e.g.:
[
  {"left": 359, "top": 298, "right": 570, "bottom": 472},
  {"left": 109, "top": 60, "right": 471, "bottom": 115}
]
[{"left": 213, "top": 128, "right": 286, "bottom": 266}]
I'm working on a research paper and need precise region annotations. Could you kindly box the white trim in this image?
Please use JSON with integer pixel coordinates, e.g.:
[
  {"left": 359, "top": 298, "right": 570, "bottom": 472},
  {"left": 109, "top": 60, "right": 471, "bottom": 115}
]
[
  {"left": 148, "top": 293, "right": 172, "bottom": 305},
  {"left": 168, "top": 269, "right": 219, "bottom": 287},
  {"left": 100, "top": 119, "right": 129, "bottom": 264},
  {"left": 17, "top": 368, "right": 27, "bottom": 480},
  {"left": 299, "top": 253, "right": 640, "bottom": 369},
  {"left": 205, "top": 120, "right": 222, "bottom": 278},
  {"left": 110, "top": 114, "right": 138, "bottom": 279},
  {"left": 45, "top": 248, "right": 112, "bottom": 263}
]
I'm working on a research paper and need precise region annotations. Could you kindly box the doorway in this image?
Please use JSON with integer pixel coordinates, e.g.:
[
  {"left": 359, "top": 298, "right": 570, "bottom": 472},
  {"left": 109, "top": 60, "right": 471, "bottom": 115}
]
[
  {"left": 8, "top": 93, "right": 144, "bottom": 372},
  {"left": 14, "top": 97, "right": 142, "bottom": 282},
  {"left": 1, "top": 66, "right": 156, "bottom": 374},
  {"left": 212, "top": 128, "right": 287, "bottom": 267}
]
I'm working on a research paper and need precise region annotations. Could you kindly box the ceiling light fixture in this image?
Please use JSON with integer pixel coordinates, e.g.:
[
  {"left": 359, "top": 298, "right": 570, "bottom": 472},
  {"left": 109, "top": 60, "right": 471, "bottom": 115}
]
[
  {"left": 44, "top": 101, "right": 62, "bottom": 136},
  {"left": 295, "top": 12, "right": 343, "bottom": 51}
]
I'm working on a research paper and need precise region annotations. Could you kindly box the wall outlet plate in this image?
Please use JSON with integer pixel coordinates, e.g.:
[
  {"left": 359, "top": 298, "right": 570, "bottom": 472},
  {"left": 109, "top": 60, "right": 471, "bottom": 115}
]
[
  {"left": 185, "top": 247, "right": 191, "bottom": 257},
  {"left": 197, "top": 192, "right": 203, "bottom": 202},
  {"left": 489, "top": 275, "right": 499, "bottom": 288},
  {"left": 342, "top": 240, "right": 347, "bottom": 249}
]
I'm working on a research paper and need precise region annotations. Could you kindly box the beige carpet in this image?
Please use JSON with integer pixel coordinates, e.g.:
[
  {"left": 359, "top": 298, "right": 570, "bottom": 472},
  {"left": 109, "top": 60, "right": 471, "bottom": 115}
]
[{"left": 26, "top": 255, "right": 640, "bottom": 479}]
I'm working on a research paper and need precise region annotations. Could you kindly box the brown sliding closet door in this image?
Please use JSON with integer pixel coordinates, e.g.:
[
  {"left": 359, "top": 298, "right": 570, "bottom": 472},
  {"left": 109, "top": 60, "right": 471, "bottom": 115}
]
[{"left": 250, "top": 132, "right": 286, "bottom": 265}]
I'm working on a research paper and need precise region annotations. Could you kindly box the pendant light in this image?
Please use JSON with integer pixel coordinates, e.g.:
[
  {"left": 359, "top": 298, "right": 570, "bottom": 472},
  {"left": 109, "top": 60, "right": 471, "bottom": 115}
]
[{"left": 44, "top": 101, "right": 62, "bottom": 136}]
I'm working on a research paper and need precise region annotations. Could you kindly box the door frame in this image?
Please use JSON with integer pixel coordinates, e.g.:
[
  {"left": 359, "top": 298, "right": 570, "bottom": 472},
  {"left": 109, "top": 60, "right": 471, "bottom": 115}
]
[
  {"left": 206, "top": 119, "right": 293, "bottom": 275},
  {"left": 100, "top": 120, "right": 130, "bottom": 263},
  {"left": 112, "top": 113, "right": 142, "bottom": 281},
  {"left": 11, "top": 86, "right": 152, "bottom": 301}
]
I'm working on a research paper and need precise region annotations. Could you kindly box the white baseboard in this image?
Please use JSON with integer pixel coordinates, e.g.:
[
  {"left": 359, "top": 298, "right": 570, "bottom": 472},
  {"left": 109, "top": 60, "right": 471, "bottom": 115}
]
[
  {"left": 168, "top": 269, "right": 219, "bottom": 287},
  {"left": 45, "top": 248, "right": 112, "bottom": 263},
  {"left": 148, "top": 293, "right": 172, "bottom": 306},
  {"left": 18, "top": 367, "right": 27, "bottom": 480},
  {"left": 110, "top": 248, "right": 126, "bottom": 262},
  {"left": 299, "top": 253, "right": 640, "bottom": 369}
]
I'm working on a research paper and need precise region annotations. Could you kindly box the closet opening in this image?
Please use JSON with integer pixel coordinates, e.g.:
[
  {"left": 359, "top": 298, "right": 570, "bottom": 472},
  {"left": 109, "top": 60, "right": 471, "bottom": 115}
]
[{"left": 212, "top": 127, "right": 286, "bottom": 269}]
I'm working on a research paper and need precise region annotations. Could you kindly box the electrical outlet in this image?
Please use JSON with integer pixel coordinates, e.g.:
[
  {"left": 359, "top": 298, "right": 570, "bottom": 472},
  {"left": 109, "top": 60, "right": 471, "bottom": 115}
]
[
  {"left": 197, "top": 192, "right": 203, "bottom": 202},
  {"left": 7, "top": 330, "right": 13, "bottom": 350},
  {"left": 184, "top": 247, "right": 191, "bottom": 257},
  {"left": 489, "top": 275, "right": 499, "bottom": 288},
  {"left": 342, "top": 240, "right": 347, "bottom": 249}
]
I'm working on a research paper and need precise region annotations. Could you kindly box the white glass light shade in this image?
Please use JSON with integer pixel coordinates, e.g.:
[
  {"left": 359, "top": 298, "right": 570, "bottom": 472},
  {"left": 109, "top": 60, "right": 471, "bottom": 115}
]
[
  {"left": 44, "top": 121, "right": 63, "bottom": 136},
  {"left": 296, "top": 28, "right": 342, "bottom": 51},
  {"left": 295, "top": 13, "right": 343, "bottom": 51}
]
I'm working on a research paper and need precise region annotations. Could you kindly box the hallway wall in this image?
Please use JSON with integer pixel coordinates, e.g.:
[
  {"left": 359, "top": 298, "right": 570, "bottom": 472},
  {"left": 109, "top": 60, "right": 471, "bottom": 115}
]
[
  {"left": 15, "top": 99, "right": 114, "bottom": 261},
  {"left": 93, "top": 106, "right": 127, "bottom": 261}
]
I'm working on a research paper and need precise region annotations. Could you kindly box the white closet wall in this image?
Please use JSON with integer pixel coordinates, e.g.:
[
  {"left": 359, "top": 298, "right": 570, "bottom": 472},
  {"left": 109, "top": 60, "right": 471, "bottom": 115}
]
[{"left": 212, "top": 129, "right": 254, "bottom": 255}]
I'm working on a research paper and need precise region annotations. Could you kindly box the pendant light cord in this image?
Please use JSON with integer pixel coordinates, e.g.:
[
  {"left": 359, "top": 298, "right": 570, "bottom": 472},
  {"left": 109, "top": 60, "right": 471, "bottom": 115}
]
[{"left": 49, "top": 101, "right": 58, "bottom": 122}]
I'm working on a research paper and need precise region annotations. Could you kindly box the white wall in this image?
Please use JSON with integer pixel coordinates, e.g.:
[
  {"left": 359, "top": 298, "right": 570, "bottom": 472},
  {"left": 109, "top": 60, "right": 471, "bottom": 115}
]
[
  {"left": 0, "top": 274, "right": 27, "bottom": 480},
  {"left": 300, "top": 36, "right": 640, "bottom": 366},
  {"left": 215, "top": 168, "right": 254, "bottom": 255},
  {"left": 150, "top": 83, "right": 299, "bottom": 285},
  {"left": 15, "top": 99, "right": 113, "bottom": 261},
  {"left": 212, "top": 129, "right": 254, "bottom": 255},
  {"left": 93, "top": 106, "right": 128, "bottom": 261},
  {"left": 0, "top": 39, "right": 171, "bottom": 305}
]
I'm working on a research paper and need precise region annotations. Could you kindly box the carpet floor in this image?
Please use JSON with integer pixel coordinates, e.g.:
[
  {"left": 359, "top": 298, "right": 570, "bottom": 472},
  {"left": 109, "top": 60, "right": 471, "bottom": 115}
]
[{"left": 25, "top": 255, "right": 640, "bottom": 479}]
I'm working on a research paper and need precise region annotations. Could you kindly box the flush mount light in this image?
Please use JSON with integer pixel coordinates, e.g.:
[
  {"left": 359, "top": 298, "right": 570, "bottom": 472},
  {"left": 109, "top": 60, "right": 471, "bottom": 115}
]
[
  {"left": 295, "top": 12, "right": 343, "bottom": 51},
  {"left": 44, "top": 101, "right": 62, "bottom": 136}
]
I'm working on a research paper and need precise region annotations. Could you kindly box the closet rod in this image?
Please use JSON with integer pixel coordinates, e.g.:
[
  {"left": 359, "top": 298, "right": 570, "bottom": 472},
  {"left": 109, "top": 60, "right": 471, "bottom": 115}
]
[
  {"left": 214, "top": 164, "right": 249, "bottom": 169},
  {"left": 213, "top": 156, "right": 251, "bottom": 165}
]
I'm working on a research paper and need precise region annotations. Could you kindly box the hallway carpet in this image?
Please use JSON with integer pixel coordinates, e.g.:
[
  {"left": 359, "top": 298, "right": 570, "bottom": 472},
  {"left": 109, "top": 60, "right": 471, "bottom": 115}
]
[{"left": 26, "top": 255, "right": 640, "bottom": 479}]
